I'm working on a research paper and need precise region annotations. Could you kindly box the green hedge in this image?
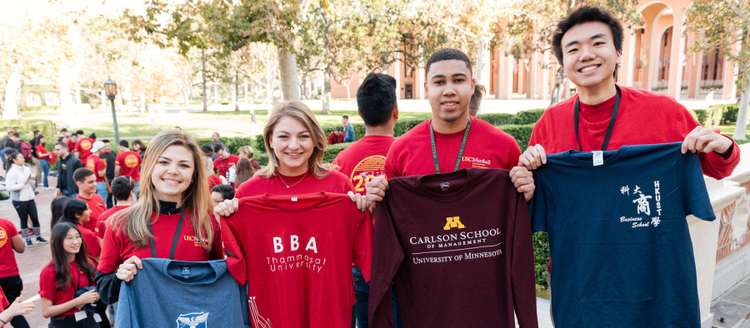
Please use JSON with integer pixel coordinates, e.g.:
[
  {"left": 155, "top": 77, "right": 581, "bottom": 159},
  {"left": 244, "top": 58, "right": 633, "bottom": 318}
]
[
  {"left": 195, "top": 137, "right": 257, "bottom": 156},
  {"left": 476, "top": 113, "right": 516, "bottom": 125},
  {"left": 533, "top": 232, "right": 550, "bottom": 288},
  {"left": 696, "top": 104, "right": 740, "bottom": 128},
  {"left": 0, "top": 118, "right": 56, "bottom": 141},
  {"left": 512, "top": 109, "right": 546, "bottom": 125},
  {"left": 20, "top": 105, "right": 61, "bottom": 112},
  {"left": 500, "top": 124, "right": 535, "bottom": 149},
  {"left": 322, "top": 142, "right": 354, "bottom": 163}
]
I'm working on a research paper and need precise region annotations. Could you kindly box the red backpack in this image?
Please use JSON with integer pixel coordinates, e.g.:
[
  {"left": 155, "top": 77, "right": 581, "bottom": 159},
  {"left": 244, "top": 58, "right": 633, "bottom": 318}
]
[{"left": 19, "top": 141, "right": 33, "bottom": 162}]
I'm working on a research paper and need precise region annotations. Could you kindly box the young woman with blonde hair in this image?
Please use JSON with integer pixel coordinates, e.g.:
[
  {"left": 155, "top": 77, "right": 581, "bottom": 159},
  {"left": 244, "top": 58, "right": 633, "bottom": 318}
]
[
  {"left": 95, "top": 130, "right": 223, "bottom": 305},
  {"left": 237, "top": 145, "right": 261, "bottom": 170},
  {"left": 231, "top": 101, "right": 354, "bottom": 199}
]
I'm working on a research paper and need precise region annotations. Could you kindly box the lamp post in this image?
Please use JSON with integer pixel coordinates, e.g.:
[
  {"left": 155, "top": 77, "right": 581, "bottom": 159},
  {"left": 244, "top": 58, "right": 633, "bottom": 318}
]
[{"left": 104, "top": 77, "right": 120, "bottom": 145}]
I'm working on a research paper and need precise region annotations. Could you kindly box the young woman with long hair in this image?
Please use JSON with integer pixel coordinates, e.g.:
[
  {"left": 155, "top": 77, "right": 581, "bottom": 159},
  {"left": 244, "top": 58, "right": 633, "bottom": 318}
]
[
  {"left": 95, "top": 130, "right": 223, "bottom": 305},
  {"left": 237, "top": 145, "right": 261, "bottom": 170},
  {"left": 39, "top": 223, "right": 101, "bottom": 328},
  {"left": 5, "top": 152, "right": 47, "bottom": 246},
  {"left": 233, "top": 157, "right": 255, "bottom": 189},
  {"left": 51, "top": 199, "right": 101, "bottom": 264},
  {"left": 131, "top": 140, "right": 146, "bottom": 160},
  {"left": 50, "top": 197, "right": 68, "bottom": 227}
]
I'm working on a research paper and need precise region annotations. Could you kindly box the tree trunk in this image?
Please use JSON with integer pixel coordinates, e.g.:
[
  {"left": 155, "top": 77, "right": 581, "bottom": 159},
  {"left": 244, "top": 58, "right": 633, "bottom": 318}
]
[
  {"left": 476, "top": 36, "right": 491, "bottom": 88},
  {"left": 234, "top": 71, "right": 240, "bottom": 112},
  {"left": 279, "top": 47, "right": 300, "bottom": 101},
  {"left": 322, "top": 71, "right": 331, "bottom": 114},
  {"left": 213, "top": 83, "right": 219, "bottom": 107},
  {"left": 733, "top": 72, "right": 750, "bottom": 141},
  {"left": 2, "top": 66, "right": 20, "bottom": 120},
  {"left": 202, "top": 49, "right": 207, "bottom": 112},
  {"left": 244, "top": 79, "right": 249, "bottom": 106}
]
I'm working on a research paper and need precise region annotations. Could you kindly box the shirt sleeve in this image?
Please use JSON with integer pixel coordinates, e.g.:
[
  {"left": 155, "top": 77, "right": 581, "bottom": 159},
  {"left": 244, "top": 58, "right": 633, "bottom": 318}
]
[
  {"left": 6, "top": 223, "right": 17, "bottom": 238},
  {"left": 681, "top": 151, "right": 716, "bottom": 221},
  {"left": 38, "top": 268, "right": 56, "bottom": 301},
  {"left": 85, "top": 231, "right": 102, "bottom": 258},
  {"left": 509, "top": 192, "right": 539, "bottom": 327},
  {"left": 220, "top": 213, "right": 247, "bottom": 285},
  {"left": 352, "top": 210, "right": 373, "bottom": 283},
  {"left": 368, "top": 195, "right": 404, "bottom": 327}
]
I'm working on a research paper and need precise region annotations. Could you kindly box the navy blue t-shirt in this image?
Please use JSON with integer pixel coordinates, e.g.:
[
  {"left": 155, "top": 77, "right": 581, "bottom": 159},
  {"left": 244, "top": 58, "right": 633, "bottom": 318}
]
[
  {"left": 530, "top": 142, "right": 714, "bottom": 327},
  {"left": 116, "top": 258, "right": 249, "bottom": 328}
]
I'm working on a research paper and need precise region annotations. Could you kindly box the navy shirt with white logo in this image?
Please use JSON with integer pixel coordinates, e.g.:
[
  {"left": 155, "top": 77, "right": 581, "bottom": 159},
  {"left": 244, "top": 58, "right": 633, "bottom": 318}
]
[{"left": 530, "top": 142, "right": 715, "bottom": 327}]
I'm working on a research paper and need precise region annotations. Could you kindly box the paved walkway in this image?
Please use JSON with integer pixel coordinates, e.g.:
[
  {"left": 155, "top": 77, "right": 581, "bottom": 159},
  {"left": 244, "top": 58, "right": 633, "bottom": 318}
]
[{"left": 713, "top": 276, "right": 750, "bottom": 328}]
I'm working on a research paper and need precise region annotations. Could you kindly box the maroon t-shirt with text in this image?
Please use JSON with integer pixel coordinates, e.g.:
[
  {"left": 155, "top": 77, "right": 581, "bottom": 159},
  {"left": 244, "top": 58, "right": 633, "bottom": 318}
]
[{"left": 369, "top": 168, "right": 537, "bottom": 327}]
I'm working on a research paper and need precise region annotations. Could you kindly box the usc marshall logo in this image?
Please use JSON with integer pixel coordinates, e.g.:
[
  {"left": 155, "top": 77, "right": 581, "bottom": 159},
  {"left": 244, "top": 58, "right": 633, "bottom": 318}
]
[
  {"left": 86, "top": 158, "right": 96, "bottom": 171},
  {"left": 124, "top": 154, "right": 139, "bottom": 168},
  {"left": 80, "top": 139, "right": 92, "bottom": 151},
  {"left": 443, "top": 216, "right": 466, "bottom": 230},
  {"left": 0, "top": 227, "right": 7, "bottom": 248}
]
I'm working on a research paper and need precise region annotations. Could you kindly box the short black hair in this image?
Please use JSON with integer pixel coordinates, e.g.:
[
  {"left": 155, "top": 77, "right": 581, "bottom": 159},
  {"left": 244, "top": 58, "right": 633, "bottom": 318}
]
[
  {"left": 11, "top": 132, "right": 19, "bottom": 138},
  {"left": 111, "top": 176, "right": 134, "bottom": 201},
  {"left": 76, "top": 130, "right": 84, "bottom": 135},
  {"left": 33, "top": 130, "right": 40, "bottom": 134},
  {"left": 3, "top": 139, "right": 14, "bottom": 148},
  {"left": 201, "top": 145, "right": 213, "bottom": 156},
  {"left": 89, "top": 133, "right": 96, "bottom": 140},
  {"left": 342, "top": 115, "right": 349, "bottom": 120},
  {"left": 55, "top": 142, "right": 68, "bottom": 150},
  {"left": 425, "top": 48, "right": 473, "bottom": 77},
  {"left": 211, "top": 184, "right": 235, "bottom": 200},
  {"left": 119, "top": 140, "right": 129, "bottom": 148},
  {"left": 102, "top": 139, "right": 110, "bottom": 144},
  {"left": 73, "top": 168, "right": 94, "bottom": 183},
  {"left": 334, "top": 127, "right": 342, "bottom": 132},
  {"left": 551, "top": 6, "right": 624, "bottom": 66},
  {"left": 57, "top": 137, "right": 63, "bottom": 142},
  {"left": 213, "top": 143, "right": 225, "bottom": 153},
  {"left": 356, "top": 73, "right": 397, "bottom": 127},
  {"left": 60, "top": 128, "right": 68, "bottom": 133}
]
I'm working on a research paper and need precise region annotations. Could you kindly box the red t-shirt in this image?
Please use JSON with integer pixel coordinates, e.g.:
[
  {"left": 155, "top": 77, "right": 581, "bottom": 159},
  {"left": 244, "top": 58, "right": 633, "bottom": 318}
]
[
  {"left": 79, "top": 224, "right": 101, "bottom": 262},
  {"left": 35, "top": 144, "right": 50, "bottom": 160},
  {"left": 0, "top": 219, "right": 19, "bottom": 279},
  {"left": 234, "top": 170, "right": 354, "bottom": 199},
  {"left": 529, "top": 85, "right": 740, "bottom": 180},
  {"left": 85, "top": 156, "right": 105, "bottom": 183},
  {"left": 77, "top": 194, "right": 106, "bottom": 235},
  {"left": 0, "top": 286, "right": 8, "bottom": 314},
  {"left": 328, "top": 132, "right": 344, "bottom": 145},
  {"left": 97, "top": 210, "right": 224, "bottom": 274},
  {"left": 96, "top": 205, "right": 130, "bottom": 239},
  {"left": 213, "top": 155, "right": 240, "bottom": 180},
  {"left": 115, "top": 151, "right": 142, "bottom": 181},
  {"left": 221, "top": 193, "right": 373, "bottom": 328},
  {"left": 39, "top": 261, "right": 95, "bottom": 317},
  {"left": 333, "top": 135, "right": 396, "bottom": 195},
  {"left": 75, "top": 138, "right": 94, "bottom": 163},
  {"left": 385, "top": 117, "right": 521, "bottom": 178},
  {"left": 208, "top": 174, "right": 222, "bottom": 192},
  {"left": 66, "top": 139, "right": 76, "bottom": 153}
]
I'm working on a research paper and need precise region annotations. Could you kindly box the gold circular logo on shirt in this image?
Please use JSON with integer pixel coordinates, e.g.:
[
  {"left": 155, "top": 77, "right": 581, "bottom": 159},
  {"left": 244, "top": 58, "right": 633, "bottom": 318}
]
[
  {"left": 0, "top": 228, "right": 7, "bottom": 248},
  {"left": 350, "top": 155, "right": 386, "bottom": 193},
  {"left": 124, "top": 154, "right": 139, "bottom": 168},
  {"left": 81, "top": 140, "right": 92, "bottom": 151},
  {"left": 86, "top": 158, "right": 96, "bottom": 171}
]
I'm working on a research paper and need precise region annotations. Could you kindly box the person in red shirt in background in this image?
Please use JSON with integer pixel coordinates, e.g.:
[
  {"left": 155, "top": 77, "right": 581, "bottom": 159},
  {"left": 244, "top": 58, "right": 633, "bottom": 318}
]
[
  {"left": 115, "top": 140, "right": 142, "bottom": 200},
  {"left": 97, "top": 176, "right": 135, "bottom": 239},
  {"left": 39, "top": 223, "right": 102, "bottom": 327},
  {"left": 74, "top": 130, "right": 94, "bottom": 163},
  {"left": 210, "top": 184, "right": 235, "bottom": 206},
  {"left": 332, "top": 72, "right": 400, "bottom": 328},
  {"left": 0, "top": 286, "right": 34, "bottom": 328},
  {"left": 237, "top": 145, "right": 262, "bottom": 170},
  {"left": 328, "top": 127, "right": 345, "bottom": 145},
  {"left": 35, "top": 135, "right": 53, "bottom": 189},
  {"left": 364, "top": 48, "right": 535, "bottom": 207},
  {"left": 63, "top": 129, "right": 77, "bottom": 155},
  {"left": 0, "top": 217, "right": 32, "bottom": 328},
  {"left": 96, "top": 130, "right": 223, "bottom": 306},
  {"left": 74, "top": 168, "right": 106, "bottom": 236},
  {"left": 213, "top": 144, "right": 239, "bottom": 183},
  {"left": 86, "top": 141, "right": 109, "bottom": 203}
]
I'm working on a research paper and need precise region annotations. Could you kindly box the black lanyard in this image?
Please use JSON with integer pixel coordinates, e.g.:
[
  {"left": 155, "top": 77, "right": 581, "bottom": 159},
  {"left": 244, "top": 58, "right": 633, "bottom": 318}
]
[
  {"left": 430, "top": 118, "right": 471, "bottom": 174},
  {"left": 148, "top": 207, "right": 185, "bottom": 260},
  {"left": 574, "top": 86, "right": 621, "bottom": 151}
]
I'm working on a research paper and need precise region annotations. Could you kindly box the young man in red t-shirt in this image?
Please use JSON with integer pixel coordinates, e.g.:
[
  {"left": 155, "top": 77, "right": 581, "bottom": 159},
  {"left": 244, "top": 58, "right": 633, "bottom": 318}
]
[
  {"left": 516, "top": 7, "right": 741, "bottom": 325},
  {"left": 74, "top": 130, "right": 94, "bottom": 163},
  {"left": 364, "top": 48, "right": 535, "bottom": 207},
  {"left": 115, "top": 140, "right": 142, "bottom": 200},
  {"left": 213, "top": 144, "right": 239, "bottom": 182},
  {"left": 327, "top": 127, "right": 345, "bottom": 145},
  {"left": 86, "top": 141, "right": 109, "bottom": 203},
  {"left": 332, "top": 72, "right": 399, "bottom": 327},
  {"left": 97, "top": 176, "right": 134, "bottom": 238},
  {"left": 74, "top": 168, "right": 106, "bottom": 236}
]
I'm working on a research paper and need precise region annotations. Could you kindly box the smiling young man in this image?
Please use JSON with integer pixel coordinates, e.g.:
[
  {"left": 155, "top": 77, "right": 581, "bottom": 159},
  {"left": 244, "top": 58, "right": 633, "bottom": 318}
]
[
  {"left": 74, "top": 168, "right": 107, "bottom": 235},
  {"left": 518, "top": 6, "right": 741, "bottom": 327},
  {"left": 366, "top": 48, "right": 534, "bottom": 205},
  {"left": 520, "top": 6, "right": 739, "bottom": 175}
]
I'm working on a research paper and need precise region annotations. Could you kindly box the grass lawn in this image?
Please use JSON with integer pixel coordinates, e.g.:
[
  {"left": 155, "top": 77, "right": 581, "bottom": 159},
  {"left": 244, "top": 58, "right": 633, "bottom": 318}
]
[{"left": 717, "top": 125, "right": 750, "bottom": 144}]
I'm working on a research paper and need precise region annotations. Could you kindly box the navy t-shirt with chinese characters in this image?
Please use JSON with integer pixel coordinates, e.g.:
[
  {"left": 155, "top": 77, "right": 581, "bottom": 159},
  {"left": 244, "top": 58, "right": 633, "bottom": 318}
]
[{"left": 530, "top": 142, "right": 715, "bottom": 327}]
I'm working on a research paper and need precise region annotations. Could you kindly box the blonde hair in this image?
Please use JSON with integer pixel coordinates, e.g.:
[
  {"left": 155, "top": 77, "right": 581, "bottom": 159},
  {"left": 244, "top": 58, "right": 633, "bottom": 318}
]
[
  {"left": 256, "top": 101, "right": 334, "bottom": 179},
  {"left": 238, "top": 145, "right": 254, "bottom": 158},
  {"left": 110, "top": 130, "right": 215, "bottom": 251},
  {"left": 202, "top": 156, "right": 214, "bottom": 174}
]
